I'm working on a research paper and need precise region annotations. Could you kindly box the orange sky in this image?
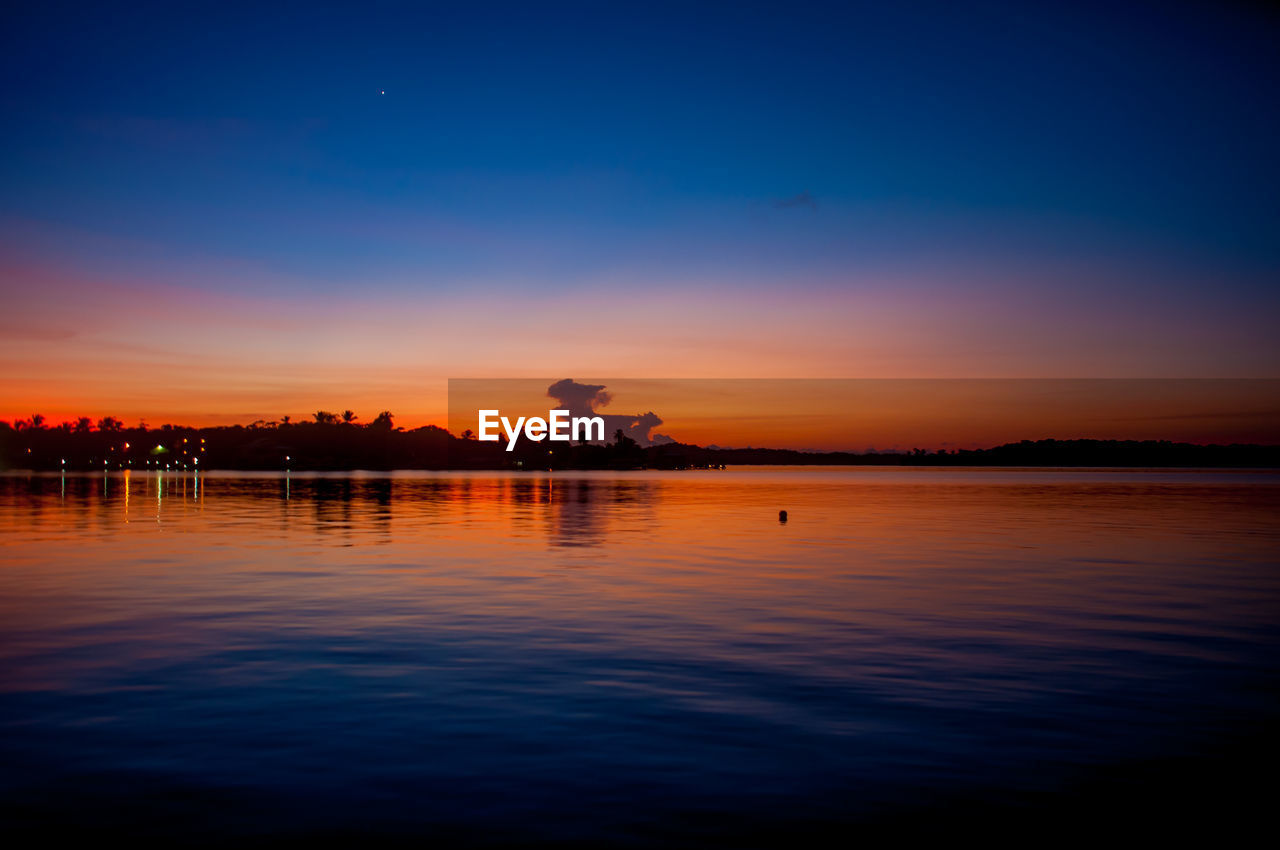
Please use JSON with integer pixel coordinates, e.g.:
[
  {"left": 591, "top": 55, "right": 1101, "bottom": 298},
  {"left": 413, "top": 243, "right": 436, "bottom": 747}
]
[
  {"left": 4, "top": 246, "right": 1279, "bottom": 441},
  {"left": 448, "top": 378, "right": 1280, "bottom": 451},
  {"left": 4, "top": 225, "right": 1280, "bottom": 451}
]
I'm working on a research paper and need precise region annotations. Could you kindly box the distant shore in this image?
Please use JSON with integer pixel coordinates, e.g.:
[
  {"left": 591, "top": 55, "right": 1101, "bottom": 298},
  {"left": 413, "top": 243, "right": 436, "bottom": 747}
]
[{"left": 3, "top": 419, "right": 1277, "bottom": 471}]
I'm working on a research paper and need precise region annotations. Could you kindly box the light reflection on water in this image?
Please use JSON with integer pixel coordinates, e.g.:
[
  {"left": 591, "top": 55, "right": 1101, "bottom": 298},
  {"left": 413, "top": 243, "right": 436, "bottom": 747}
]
[{"left": 1, "top": 468, "right": 1278, "bottom": 843}]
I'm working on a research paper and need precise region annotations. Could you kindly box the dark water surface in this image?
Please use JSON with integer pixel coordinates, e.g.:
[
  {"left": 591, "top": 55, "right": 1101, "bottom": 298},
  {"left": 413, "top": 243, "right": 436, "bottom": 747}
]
[{"left": 2, "top": 468, "right": 1277, "bottom": 844}]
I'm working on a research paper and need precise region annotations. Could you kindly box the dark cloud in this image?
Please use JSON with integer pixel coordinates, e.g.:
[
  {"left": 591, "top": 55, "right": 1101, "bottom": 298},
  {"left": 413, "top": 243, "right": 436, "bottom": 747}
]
[
  {"left": 547, "top": 378, "right": 612, "bottom": 413},
  {"left": 773, "top": 190, "right": 816, "bottom": 210},
  {"left": 546, "top": 379, "right": 666, "bottom": 446}
]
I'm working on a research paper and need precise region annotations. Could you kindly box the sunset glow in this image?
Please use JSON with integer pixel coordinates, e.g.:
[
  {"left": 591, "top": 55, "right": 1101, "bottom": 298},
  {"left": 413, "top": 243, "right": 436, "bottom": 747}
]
[{"left": 3, "top": 4, "right": 1277, "bottom": 438}]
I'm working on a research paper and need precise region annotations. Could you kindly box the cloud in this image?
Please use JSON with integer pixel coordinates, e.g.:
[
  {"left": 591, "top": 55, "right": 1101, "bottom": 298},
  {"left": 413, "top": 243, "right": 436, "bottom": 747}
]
[
  {"left": 546, "top": 379, "right": 665, "bottom": 445},
  {"left": 624, "top": 411, "right": 665, "bottom": 446},
  {"left": 773, "top": 191, "right": 817, "bottom": 210},
  {"left": 546, "top": 378, "right": 612, "bottom": 413}
]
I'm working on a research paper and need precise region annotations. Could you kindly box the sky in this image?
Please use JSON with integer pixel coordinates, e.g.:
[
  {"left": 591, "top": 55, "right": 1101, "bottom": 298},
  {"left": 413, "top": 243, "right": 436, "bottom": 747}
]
[
  {"left": 2, "top": 1, "right": 1278, "bottom": 434},
  {"left": 448, "top": 378, "right": 1280, "bottom": 451}
]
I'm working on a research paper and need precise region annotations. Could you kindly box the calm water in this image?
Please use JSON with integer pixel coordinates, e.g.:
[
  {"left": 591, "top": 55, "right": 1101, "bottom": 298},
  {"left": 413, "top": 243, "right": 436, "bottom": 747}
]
[{"left": 2, "top": 468, "right": 1278, "bottom": 844}]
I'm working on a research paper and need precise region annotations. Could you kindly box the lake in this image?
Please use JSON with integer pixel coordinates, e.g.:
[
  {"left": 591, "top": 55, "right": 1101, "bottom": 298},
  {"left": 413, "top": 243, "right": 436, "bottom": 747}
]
[{"left": 1, "top": 468, "right": 1277, "bottom": 845}]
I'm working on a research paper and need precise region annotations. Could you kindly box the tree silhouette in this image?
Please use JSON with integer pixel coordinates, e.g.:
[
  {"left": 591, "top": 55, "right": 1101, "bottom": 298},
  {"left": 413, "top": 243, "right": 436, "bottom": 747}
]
[
  {"left": 341, "top": 410, "right": 357, "bottom": 424},
  {"left": 370, "top": 411, "right": 394, "bottom": 430},
  {"left": 313, "top": 411, "right": 338, "bottom": 425},
  {"left": 30, "top": 413, "right": 45, "bottom": 430},
  {"left": 97, "top": 416, "right": 122, "bottom": 432},
  {"left": 281, "top": 415, "right": 291, "bottom": 425},
  {"left": 74, "top": 417, "right": 93, "bottom": 433},
  {"left": 613, "top": 428, "right": 638, "bottom": 450}
]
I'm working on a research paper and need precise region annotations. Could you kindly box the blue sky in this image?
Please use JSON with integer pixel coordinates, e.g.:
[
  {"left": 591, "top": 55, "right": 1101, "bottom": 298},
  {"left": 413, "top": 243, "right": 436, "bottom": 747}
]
[{"left": 5, "top": 1, "right": 1277, "bottom": 284}]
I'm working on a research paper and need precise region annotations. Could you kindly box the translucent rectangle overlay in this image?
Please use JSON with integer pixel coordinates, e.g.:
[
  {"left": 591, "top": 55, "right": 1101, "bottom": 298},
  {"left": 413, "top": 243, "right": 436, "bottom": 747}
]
[{"left": 448, "top": 378, "right": 1280, "bottom": 456}]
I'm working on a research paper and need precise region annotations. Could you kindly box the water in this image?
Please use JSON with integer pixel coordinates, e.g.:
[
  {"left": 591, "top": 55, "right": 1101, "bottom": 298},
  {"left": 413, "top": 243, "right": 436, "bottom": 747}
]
[{"left": 1, "top": 468, "right": 1278, "bottom": 844}]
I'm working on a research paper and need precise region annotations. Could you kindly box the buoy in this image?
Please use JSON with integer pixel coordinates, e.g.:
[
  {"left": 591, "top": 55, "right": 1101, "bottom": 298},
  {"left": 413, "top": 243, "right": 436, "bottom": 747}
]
[{"left": 779, "top": 510, "right": 788, "bottom": 523}]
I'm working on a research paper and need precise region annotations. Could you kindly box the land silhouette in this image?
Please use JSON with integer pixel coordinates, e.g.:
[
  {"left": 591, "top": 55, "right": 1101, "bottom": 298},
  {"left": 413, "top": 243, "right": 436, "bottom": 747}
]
[{"left": 2, "top": 412, "right": 1276, "bottom": 471}]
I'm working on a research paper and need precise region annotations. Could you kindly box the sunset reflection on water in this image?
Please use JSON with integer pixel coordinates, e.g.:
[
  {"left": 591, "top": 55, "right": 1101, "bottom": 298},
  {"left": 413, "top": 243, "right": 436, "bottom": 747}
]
[{"left": 1, "top": 468, "right": 1277, "bottom": 843}]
